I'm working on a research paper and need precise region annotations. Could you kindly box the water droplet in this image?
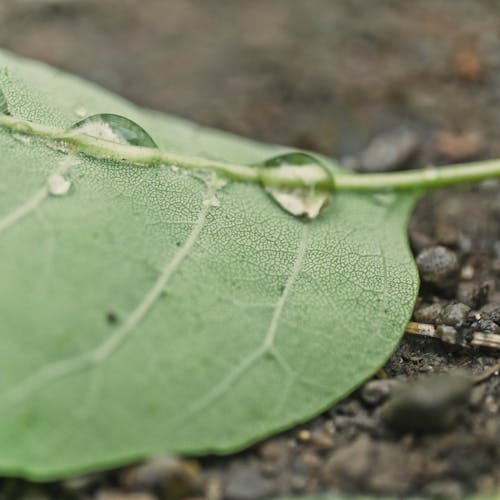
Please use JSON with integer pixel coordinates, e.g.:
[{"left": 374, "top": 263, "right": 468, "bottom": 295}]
[
  {"left": 261, "top": 152, "right": 333, "bottom": 219},
  {"left": 73, "top": 105, "right": 88, "bottom": 118},
  {"left": 70, "top": 113, "right": 157, "bottom": 148},
  {"left": 48, "top": 173, "right": 71, "bottom": 196},
  {"left": 0, "top": 87, "right": 8, "bottom": 115}
]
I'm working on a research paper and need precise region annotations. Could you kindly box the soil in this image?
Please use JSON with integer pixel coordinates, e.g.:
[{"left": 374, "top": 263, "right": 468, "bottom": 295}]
[{"left": 0, "top": 1, "right": 499, "bottom": 498}]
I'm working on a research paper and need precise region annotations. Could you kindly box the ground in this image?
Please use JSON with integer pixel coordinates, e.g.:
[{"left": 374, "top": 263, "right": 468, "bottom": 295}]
[{"left": 0, "top": 1, "right": 499, "bottom": 498}]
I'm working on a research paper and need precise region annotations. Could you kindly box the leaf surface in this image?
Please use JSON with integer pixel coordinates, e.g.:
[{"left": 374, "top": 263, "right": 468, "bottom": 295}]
[{"left": 0, "top": 50, "right": 420, "bottom": 479}]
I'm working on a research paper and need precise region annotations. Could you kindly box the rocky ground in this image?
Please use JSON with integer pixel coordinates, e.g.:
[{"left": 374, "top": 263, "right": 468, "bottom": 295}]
[{"left": 0, "top": 1, "right": 499, "bottom": 498}]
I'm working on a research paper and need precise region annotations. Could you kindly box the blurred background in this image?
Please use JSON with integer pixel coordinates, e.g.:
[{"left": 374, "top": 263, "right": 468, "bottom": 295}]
[
  {"left": 1, "top": 0, "right": 498, "bottom": 163},
  {"left": 1, "top": 2, "right": 499, "bottom": 498}
]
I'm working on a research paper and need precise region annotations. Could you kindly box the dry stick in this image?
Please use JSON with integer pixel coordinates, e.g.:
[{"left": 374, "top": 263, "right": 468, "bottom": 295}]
[
  {"left": 405, "top": 321, "right": 500, "bottom": 351},
  {"left": 405, "top": 321, "right": 500, "bottom": 383}
]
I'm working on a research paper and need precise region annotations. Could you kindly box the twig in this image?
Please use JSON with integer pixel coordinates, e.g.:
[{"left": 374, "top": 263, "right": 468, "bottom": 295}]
[{"left": 405, "top": 321, "right": 500, "bottom": 351}]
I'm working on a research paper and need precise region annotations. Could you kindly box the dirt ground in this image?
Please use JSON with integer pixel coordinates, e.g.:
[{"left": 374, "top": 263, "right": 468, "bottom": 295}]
[{"left": 0, "top": 1, "right": 499, "bottom": 498}]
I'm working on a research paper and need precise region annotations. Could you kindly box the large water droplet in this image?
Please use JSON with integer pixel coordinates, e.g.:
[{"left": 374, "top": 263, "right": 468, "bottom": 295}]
[
  {"left": 261, "top": 152, "right": 333, "bottom": 219},
  {"left": 48, "top": 172, "right": 72, "bottom": 196},
  {"left": 0, "top": 87, "right": 8, "bottom": 115},
  {"left": 70, "top": 113, "right": 157, "bottom": 148}
]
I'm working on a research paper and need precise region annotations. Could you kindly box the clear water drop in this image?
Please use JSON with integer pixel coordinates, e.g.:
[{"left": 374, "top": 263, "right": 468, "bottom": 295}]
[
  {"left": 48, "top": 173, "right": 71, "bottom": 196},
  {"left": 70, "top": 113, "right": 158, "bottom": 148},
  {"left": 261, "top": 152, "right": 333, "bottom": 219}
]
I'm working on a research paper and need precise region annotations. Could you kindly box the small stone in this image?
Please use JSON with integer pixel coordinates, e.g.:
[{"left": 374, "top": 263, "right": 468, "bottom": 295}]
[
  {"left": 322, "top": 434, "right": 372, "bottom": 489},
  {"left": 61, "top": 472, "right": 102, "bottom": 493},
  {"left": 424, "top": 480, "right": 464, "bottom": 500},
  {"left": 259, "top": 440, "right": 288, "bottom": 462},
  {"left": 119, "top": 456, "right": 201, "bottom": 497},
  {"left": 435, "top": 130, "right": 485, "bottom": 161},
  {"left": 309, "top": 427, "right": 334, "bottom": 450},
  {"left": 457, "top": 282, "right": 489, "bottom": 309},
  {"left": 413, "top": 302, "right": 443, "bottom": 323},
  {"left": 453, "top": 46, "right": 484, "bottom": 83},
  {"left": 361, "top": 379, "right": 401, "bottom": 405},
  {"left": 297, "top": 429, "right": 311, "bottom": 442},
  {"left": 479, "top": 303, "right": 500, "bottom": 324},
  {"left": 300, "top": 450, "right": 322, "bottom": 471},
  {"left": 380, "top": 373, "right": 472, "bottom": 433},
  {"left": 358, "top": 127, "right": 419, "bottom": 172},
  {"left": 474, "top": 319, "right": 500, "bottom": 334},
  {"left": 224, "top": 461, "right": 276, "bottom": 500},
  {"left": 289, "top": 475, "right": 308, "bottom": 493},
  {"left": 416, "top": 246, "right": 460, "bottom": 290},
  {"left": 438, "top": 302, "right": 471, "bottom": 327},
  {"left": 436, "top": 325, "right": 459, "bottom": 344},
  {"left": 460, "top": 264, "right": 475, "bottom": 280}
]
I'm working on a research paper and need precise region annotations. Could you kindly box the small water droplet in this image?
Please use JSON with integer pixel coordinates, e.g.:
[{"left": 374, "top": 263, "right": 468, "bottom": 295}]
[
  {"left": 70, "top": 113, "right": 158, "bottom": 148},
  {"left": 261, "top": 152, "right": 333, "bottom": 219},
  {"left": 48, "top": 173, "right": 71, "bottom": 196},
  {"left": 73, "top": 105, "right": 88, "bottom": 118}
]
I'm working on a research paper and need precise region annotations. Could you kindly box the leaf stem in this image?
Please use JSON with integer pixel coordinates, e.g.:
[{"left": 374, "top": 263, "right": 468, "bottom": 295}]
[{"left": 1, "top": 114, "right": 500, "bottom": 192}]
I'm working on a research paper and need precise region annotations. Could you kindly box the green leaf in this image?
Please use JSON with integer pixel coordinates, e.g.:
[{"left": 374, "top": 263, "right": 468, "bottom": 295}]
[{"left": 0, "top": 50, "right": 420, "bottom": 479}]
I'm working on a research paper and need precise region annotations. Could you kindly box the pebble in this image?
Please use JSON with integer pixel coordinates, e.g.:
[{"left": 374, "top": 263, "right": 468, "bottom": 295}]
[
  {"left": 322, "top": 435, "right": 411, "bottom": 495},
  {"left": 453, "top": 46, "right": 484, "bottom": 83},
  {"left": 473, "top": 318, "right": 500, "bottom": 334},
  {"left": 413, "top": 302, "right": 443, "bottom": 323},
  {"left": 361, "top": 379, "right": 401, "bottom": 405},
  {"left": 118, "top": 456, "right": 201, "bottom": 497},
  {"left": 435, "top": 325, "right": 459, "bottom": 344},
  {"left": 380, "top": 373, "right": 472, "bottom": 433},
  {"left": 479, "top": 303, "right": 500, "bottom": 324},
  {"left": 438, "top": 302, "right": 470, "bottom": 327},
  {"left": 308, "top": 427, "right": 335, "bottom": 451},
  {"left": 224, "top": 462, "right": 276, "bottom": 500},
  {"left": 61, "top": 472, "right": 102, "bottom": 493},
  {"left": 435, "top": 130, "right": 485, "bottom": 161},
  {"left": 358, "top": 127, "right": 419, "bottom": 172},
  {"left": 424, "top": 480, "right": 464, "bottom": 500},
  {"left": 457, "top": 282, "right": 489, "bottom": 309},
  {"left": 416, "top": 246, "right": 459, "bottom": 290}
]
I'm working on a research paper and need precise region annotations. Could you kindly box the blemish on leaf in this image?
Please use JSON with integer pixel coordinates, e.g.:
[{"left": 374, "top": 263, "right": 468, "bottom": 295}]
[
  {"left": 47, "top": 172, "right": 71, "bottom": 196},
  {"left": 106, "top": 311, "right": 119, "bottom": 325}
]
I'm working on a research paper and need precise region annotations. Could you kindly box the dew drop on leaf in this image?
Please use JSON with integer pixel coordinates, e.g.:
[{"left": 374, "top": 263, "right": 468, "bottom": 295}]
[
  {"left": 70, "top": 113, "right": 158, "bottom": 148},
  {"left": 262, "top": 152, "right": 333, "bottom": 219},
  {"left": 48, "top": 173, "right": 71, "bottom": 196}
]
